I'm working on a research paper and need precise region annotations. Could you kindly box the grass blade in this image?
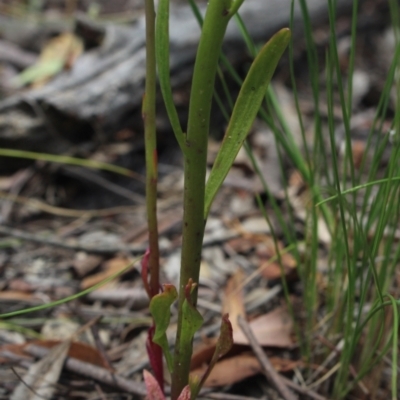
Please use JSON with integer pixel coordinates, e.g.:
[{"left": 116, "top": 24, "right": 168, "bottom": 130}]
[{"left": 156, "top": 0, "right": 185, "bottom": 152}]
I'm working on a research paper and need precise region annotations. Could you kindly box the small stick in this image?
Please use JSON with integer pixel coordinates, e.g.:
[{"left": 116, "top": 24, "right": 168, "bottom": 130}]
[
  {"left": 205, "top": 393, "right": 260, "bottom": 400},
  {"left": 237, "top": 315, "right": 297, "bottom": 400},
  {"left": 25, "top": 344, "right": 147, "bottom": 396},
  {"left": 0, "top": 224, "right": 238, "bottom": 255},
  {"left": 0, "top": 225, "right": 147, "bottom": 255},
  {"left": 280, "top": 376, "right": 328, "bottom": 400}
]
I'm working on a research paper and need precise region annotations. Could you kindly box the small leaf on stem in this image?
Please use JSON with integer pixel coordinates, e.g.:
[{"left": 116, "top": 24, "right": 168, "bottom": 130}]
[{"left": 149, "top": 284, "right": 178, "bottom": 373}]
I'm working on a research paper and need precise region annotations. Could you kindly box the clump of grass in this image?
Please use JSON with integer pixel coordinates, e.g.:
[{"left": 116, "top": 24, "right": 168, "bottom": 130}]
[
  {"left": 294, "top": 1, "right": 399, "bottom": 397},
  {"left": 233, "top": 0, "right": 400, "bottom": 398},
  {"left": 195, "top": 0, "right": 400, "bottom": 397}
]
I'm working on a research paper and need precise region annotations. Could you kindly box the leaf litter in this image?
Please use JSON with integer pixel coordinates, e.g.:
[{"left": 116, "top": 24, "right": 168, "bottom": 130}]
[
  {"left": 10, "top": 339, "right": 71, "bottom": 400},
  {"left": 0, "top": 1, "right": 397, "bottom": 399}
]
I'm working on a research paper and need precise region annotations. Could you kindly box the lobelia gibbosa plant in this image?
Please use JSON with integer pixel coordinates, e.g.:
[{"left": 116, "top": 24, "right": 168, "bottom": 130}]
[{"left": 142, "top": 0, "right": 290, "bottom": 398}]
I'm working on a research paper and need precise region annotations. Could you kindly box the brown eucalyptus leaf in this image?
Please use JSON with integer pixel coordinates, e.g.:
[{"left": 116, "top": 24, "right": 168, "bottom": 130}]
[{"left": 233, "top": 307, "right": 293, "bottom": 347}]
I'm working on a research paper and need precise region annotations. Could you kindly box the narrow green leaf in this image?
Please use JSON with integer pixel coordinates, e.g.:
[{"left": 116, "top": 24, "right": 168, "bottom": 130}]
[
  {"left": 204, "top": 28, "right": 291, "bottom": 218},
  {"left": 156, "top": 0, "right": 186, "bottom": 152},
  {"left": 149, "top": 284, "right": 178, "bottom": 373},
  {"left": 315, "top": 176, "right": 400, "bottom": 207},
  {"left": 150, "top": 284, "right": 177, "bottom": 341},
  {"left": 386, "top": 294, "right": 399, "bottom": 400},
  {"left": 0, "top": 149, "right": 141, "bottom": 179},
  {"left": 0, "top": 258, "right": 139, "bottom": 319}
]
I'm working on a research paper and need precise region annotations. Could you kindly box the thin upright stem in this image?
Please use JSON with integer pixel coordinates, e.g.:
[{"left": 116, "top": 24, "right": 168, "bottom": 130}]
[
  {"left": 143, "top": 0, "right": 163, "bottom": 389},
  {"left": 144, "top": 0, "right": 160, "bottom": 299},
  {"left": 170, "top": 0, "right": 233, "bottom": 397}
]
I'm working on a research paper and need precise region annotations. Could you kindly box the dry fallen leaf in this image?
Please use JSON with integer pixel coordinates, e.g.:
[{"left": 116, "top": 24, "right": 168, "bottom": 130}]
[
  {"left": 233, "top": 307, "right": 293, "bottom": 347},
  {"left": 15, "top": 32, "right": 83, "bottom": 88},
  {"left": 287, "top": 170, "right": 331, "bottom": 245},
  {"left": 11, "top": 340, "right": 70, "bottom": 400},
  {"left": 190, "top": 306, "right": 294, "bottom": 387},
  {"left": 191, "top": 353, "right": 261, "bottom": 387},
  {"left": 0, "top": 290, "right": 41, "bottom": 301},
  {"left": 0, "top": 340, "right": 110, "bottom": 369},
  {"left": 222, "top": 269, "right": 246, "bottom": 334},
  {"left": 191, "top": 352, "right": 299, "bottom": 388},
  {"left": 255, "top": 238, "right": 297, "bottom": 280},
  {"left": 257, "top": 260, "right": 295, "bottom": 280},
  {"left": 226, "top": 236, "right": 256, "bottom": 253},
  {"left": 81, "top": 256, "right": 132, "bottom": 289},
  {"left": 190, "top": 339, "right": 218, "bottom": 371},
  {"left": 72, "top": 253, "right": 103, "bottom": 278}
]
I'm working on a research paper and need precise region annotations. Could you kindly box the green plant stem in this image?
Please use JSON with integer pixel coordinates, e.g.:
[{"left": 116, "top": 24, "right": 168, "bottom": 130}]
[
  {"left": 171, "top": 1, "right": 233, "bottom": 397},
  {"left": 144, "top": 0, "right": 164, "bottom": 390},
  {"left": 143, "top": 0, "right": 160, "bottom": 298}
]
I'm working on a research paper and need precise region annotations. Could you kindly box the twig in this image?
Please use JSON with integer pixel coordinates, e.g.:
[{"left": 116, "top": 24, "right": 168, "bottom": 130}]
[
  {"left": 203, "top": 393, "right": 263, "bottom": 400},
  {"left": 0, "top": 225, "right": 149, "bottom": 254},
  {"left": 237, "top": 315, "right": 297, "bottom": 400},
  {"left": 0, "top": 189, "right": 140, "bottom": 218},
  {"left": 73, "top": 314, "right": 114, "bottom": 371},
  {"left": 280, "top": 376, "right": 328, "bottom": 400},
  {"left": 0, "top": 39, "right": 38, "bottom": 68},
  {"left": 0, "top": 224, "right": 238, "bottom": 255},
  {"left": 10, "top": 366, "right": 45, "bottom": 400},
  {"left": 25, "top": 344, "right": 147, "bottom": 396},
  {"left": 60, "top": 165, "right": 145, "bottom": 204},
  {"left": 0, "top": 168, "right": 35, "bottom": 223}
]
